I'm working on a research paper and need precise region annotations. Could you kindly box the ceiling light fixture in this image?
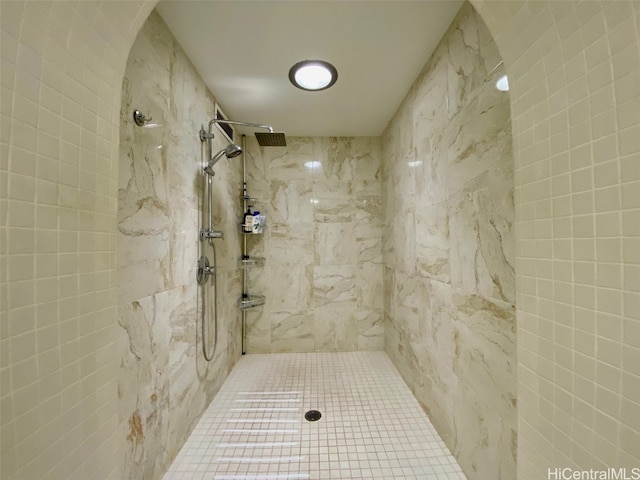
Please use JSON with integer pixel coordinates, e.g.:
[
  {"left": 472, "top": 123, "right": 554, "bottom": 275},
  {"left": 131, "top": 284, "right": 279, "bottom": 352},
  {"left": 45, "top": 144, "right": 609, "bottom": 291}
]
[{"left": 289, "top": 60, "right": 338, "bottom": 91}]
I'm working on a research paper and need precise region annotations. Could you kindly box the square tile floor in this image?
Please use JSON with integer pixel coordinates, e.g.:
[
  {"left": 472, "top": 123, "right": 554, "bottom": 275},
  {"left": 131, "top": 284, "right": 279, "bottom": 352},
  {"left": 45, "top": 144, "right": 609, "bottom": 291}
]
[{"left": 163, "top": 352, "right": 466, "bottom": 480}]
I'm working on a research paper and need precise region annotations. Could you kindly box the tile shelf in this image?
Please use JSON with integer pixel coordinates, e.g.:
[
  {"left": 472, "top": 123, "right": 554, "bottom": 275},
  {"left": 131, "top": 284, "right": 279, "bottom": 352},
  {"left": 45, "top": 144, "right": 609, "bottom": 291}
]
[
  {"left": 240, "top": 226, "right": 264, "bottom": 234},
  {"left": 239, "top": 256, "right": 265, "bottom": 269},
  {"left": 237, "top": 295, "right": 265, "bottom": 310}
]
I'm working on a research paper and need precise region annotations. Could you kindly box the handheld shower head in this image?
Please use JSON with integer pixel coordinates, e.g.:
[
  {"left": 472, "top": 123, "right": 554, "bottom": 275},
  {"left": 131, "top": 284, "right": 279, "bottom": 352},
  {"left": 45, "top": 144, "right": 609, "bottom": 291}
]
[
  {"left": 204, "top": 143, "right": 242, "bottom": 175},
  {"left": 224, "top": 143, "right": 243, "bottom": 159}
]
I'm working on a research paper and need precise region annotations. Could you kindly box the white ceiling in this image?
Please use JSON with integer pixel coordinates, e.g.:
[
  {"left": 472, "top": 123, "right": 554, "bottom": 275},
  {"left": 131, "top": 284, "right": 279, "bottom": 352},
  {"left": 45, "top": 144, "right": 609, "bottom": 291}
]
[{"left": 156, "top": 1, "right": 464, "bottom": 137}]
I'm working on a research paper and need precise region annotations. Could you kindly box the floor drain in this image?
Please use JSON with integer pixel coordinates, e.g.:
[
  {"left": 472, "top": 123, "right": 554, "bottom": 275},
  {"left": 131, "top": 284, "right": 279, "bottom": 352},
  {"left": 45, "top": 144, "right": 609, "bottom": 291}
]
[{"left": 305, "top": 410, "right": 322, "bottom": 422}]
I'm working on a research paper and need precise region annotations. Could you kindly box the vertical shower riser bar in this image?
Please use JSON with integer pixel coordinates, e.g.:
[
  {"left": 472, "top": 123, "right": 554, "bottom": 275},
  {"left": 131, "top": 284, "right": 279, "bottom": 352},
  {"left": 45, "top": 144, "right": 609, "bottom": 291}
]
[
  {"left": 241, "top": 134, "right": 247, "bottom": 355},
  {"left": 199, "top": 130, "right": 217, "bottom": 362}
]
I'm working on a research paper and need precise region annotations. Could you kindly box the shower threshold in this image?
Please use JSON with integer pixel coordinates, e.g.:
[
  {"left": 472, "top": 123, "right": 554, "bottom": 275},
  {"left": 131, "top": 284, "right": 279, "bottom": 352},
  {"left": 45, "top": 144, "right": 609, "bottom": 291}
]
[{"left": 162, "top": 351, "right": 466, "bottom": 480}]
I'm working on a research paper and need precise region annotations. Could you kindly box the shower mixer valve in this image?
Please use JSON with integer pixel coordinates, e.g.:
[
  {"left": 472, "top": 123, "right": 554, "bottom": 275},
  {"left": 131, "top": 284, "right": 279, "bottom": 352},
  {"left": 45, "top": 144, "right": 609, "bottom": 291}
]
[
  {"left": 200, "top": 228, "right": 223, "bottom": 240},
  {"left": 197, "top": 256, "right": 216, "bottom": 285}
]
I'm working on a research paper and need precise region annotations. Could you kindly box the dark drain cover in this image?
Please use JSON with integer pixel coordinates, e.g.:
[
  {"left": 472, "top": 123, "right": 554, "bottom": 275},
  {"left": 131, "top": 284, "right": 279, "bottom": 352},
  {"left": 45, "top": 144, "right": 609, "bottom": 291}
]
[{"left": 305, "top": 410, "right": 322, "bottom": 422}]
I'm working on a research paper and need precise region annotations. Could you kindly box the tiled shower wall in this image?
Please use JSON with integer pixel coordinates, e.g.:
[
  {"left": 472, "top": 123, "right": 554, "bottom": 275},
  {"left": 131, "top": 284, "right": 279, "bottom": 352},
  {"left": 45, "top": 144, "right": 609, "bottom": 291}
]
[
  {"left": 1, "top": 2, "right": 154, "bottom": 479},
  {"left": 473, "top": 1, "right": 640, "bottom": 477},
  {"left": 243, "top": 137, "right": 383, "bottom": 352},
  {"left": 117, "top": 11, "right": 242, "bottom": 480},
  {"left": 381, "top": 4, "right": 515, "bottom": 478},
  {"left": 1, "top": 1, "right": 639, "bottom": 480}
]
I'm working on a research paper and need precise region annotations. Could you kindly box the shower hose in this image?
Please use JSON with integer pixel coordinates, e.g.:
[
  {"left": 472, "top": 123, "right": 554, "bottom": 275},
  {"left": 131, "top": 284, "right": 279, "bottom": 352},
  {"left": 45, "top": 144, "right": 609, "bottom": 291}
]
[{"left": 202, "top": 237, "right": 217, "bottom": 361}]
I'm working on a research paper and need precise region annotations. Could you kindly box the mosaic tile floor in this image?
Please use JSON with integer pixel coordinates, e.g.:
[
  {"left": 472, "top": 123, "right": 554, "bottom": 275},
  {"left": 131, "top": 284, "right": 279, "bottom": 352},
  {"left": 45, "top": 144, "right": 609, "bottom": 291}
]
[{"left": 163, "top": 352, "right": 466, "bottom": 480}]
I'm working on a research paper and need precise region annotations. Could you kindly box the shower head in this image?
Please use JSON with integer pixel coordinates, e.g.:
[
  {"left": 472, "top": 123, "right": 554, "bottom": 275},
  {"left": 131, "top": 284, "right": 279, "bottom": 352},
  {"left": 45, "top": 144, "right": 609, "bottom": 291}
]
[
  {"left": 206, "top": 118, "right": 287, "bottom": 147},
  {"left": 255, "top": 131, "right": 287, "bottom": 147},
  {"left": 224, "top": 143, "right": 243, "bottom": 158},
  {"left": 204, "top": 143, "right": 242, "bottom": 175}
]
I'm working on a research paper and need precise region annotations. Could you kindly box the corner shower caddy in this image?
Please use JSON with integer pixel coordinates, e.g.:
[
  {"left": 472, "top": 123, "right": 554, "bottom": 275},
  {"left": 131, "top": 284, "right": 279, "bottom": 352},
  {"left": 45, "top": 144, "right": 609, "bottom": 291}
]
[{"left": 238, "top": 135, "right": 265, "bottom": 354}]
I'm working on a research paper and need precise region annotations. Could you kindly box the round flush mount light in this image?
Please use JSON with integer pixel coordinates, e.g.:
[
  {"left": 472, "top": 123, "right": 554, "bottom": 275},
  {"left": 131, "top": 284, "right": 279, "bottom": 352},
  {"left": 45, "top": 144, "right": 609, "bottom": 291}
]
[{"left": 289, "top": 60, "right": 338, "bottom": 91}]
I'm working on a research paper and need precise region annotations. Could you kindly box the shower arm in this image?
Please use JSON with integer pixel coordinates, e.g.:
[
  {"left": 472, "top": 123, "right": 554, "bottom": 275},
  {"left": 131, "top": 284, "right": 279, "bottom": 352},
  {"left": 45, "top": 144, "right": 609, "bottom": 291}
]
[{"left": 199, "top": 119, "right": 274, "bottom": 142}]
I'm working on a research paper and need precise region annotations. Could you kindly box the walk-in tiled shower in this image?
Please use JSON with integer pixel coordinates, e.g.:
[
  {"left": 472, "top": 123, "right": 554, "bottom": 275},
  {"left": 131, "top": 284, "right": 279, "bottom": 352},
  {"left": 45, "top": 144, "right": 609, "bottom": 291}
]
[{"left": 2, "top": 1, "right": 638, "bottom": 480}]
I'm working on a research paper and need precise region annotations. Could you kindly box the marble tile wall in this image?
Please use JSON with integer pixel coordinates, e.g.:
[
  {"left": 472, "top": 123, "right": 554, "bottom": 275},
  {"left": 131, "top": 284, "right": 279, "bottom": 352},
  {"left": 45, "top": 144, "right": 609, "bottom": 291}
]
[
  {"left": 117, "top": 11, "right": 242, "bottom": 480},
  {"left": 243, "top": 137, "right": 383, "bottom": 353},
  {"left": 381, "top": 3, "right": 516, "bottom": 479}
]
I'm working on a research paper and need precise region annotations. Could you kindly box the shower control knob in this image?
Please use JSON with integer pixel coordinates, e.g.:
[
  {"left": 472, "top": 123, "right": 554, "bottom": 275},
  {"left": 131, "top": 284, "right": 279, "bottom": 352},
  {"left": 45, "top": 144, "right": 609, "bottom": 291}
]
[{"left": 196, "top": 256, "right": 216, "bottom": 285}]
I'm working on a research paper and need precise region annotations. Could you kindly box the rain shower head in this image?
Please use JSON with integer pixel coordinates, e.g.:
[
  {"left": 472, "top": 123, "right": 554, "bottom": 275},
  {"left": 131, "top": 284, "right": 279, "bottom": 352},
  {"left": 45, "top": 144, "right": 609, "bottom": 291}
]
[
  {"left": 254, "top": 131, "right": 287, "bottom": 147},
  {"left": 204, "top": 143, "right": 242, "bottom": 176},
  {"left": 205, "top": 118, "right": 287, "bottom": 147}
]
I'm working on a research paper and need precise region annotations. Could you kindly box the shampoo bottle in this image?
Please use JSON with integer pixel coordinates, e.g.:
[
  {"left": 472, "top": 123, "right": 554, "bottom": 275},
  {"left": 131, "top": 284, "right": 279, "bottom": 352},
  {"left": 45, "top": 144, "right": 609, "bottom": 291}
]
[
  {"left": 252, "top": 210, "right": 261, "bottom": 234},
  {"left": 243, "top": 206, "right": 253, "bottom": 233}
]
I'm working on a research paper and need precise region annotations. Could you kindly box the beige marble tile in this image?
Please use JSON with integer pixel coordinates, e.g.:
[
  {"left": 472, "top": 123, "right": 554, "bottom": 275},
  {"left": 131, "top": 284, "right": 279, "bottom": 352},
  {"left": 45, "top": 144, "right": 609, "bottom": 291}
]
[
  {"left": 415, "top": 203, "right": 451, "bottom": 282},
  {"left": 313, "top": 195, "right": 356, "bottom": 223},
  {"left": 118, "top": 287, "right": 184, "bottom": 480},
  {"left": 356, "top": 223, "right": 383, "bottom": 264},
  {"left": 354, "top": 195, "right": 382, "bottom": 225},
  {"left": 315, "top": 222, "right": 357, "bottom": 265},
  {"left": 268, "top": 262, "right": 313, "bottom": 312},
  {"left": 448, "top": 163, "right": 515, "bottom": 303},
  {"left": 451, "top": 292, "right": 516, "bottom": 426},
  {"left": 269, "top": 137, "right": 324, "bottom": 181},
  {"left": 244, "top": 136, "right": 383, "bottom": 353},
  {"left": 356, "top": 309, "right": 385, "bottom": 350},
  {"left": 117, "top": 11, "right": 241, "bottom": 480},
  {"left": 314, "top": 265, "right": 357, "bottom": 307},
  {"left": 353, "top": 137, "right": 382, "bottom": 196},
  {"left": 315, "top": 137, "right": 357, "bottom": 197},
  {"left": 444, "top": 86, "right": 512, "bottom": 198},
  {"left": 270, "top": 178, "right": 313, "bottom": 224},
  {"left": 270, "top": 311, "right": 315, "bottom": 352},
  {"left": 244, "top": 144, "right": 271, "bottom": 201},
  {"left": 412, "top": 51, "right": 450, "bottom": 207},
  {"left": 357, "top": 262, "right": 384, "bottom": 310},
  {"left": 381, "top": 3, "right": 515, "bottom": 478},
  {"left": 269, "top": 223, "right": 315, "bottom": 265},
  {"left": 267, "top": 225, "right": 314, "bottom": 312},
  {"left": 245, "top": 307, "right": 270, "bottom": 354},
  {"left": 313, "top": 302, "right": 358, "bottom": 352},
  {"left": 450, "top": 384, "right": 516, "bottom": 479}
]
